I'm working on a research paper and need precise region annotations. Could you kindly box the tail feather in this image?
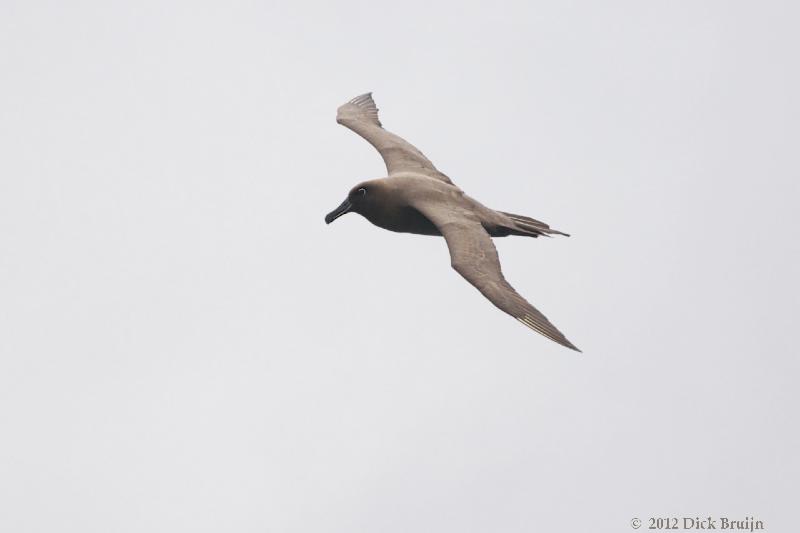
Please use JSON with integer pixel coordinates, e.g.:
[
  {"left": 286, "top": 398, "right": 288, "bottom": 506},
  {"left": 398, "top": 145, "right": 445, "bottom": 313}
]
[{"left": 500, "top": 211, "right": 570, "bottom": 237}]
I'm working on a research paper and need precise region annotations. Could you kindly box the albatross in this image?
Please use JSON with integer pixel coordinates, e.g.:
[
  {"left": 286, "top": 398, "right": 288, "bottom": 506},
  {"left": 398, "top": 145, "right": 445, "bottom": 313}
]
[{"left": 325, "top": 93, "right": 580, "bottom": 352}]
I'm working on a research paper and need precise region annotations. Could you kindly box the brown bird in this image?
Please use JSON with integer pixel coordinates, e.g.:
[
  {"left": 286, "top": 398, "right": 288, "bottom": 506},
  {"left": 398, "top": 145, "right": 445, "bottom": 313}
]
[{"left": 326, "top": 93, "right": 580, "bottom": 351}]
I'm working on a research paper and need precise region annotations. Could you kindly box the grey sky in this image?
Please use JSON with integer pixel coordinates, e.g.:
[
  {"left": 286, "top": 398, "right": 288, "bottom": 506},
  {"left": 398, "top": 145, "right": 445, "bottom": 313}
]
[{"left": 1, "top": 1, "right": 798, "bottom": 532}]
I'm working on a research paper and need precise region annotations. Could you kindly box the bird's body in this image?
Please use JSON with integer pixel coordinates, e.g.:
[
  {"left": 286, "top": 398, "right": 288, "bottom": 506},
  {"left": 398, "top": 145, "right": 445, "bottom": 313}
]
[
  {"left": 326, "top": 93, "right": 580, "bottom": 351},
  {"left": 352, "top": 174, "right": 558, "bottom": 238}
]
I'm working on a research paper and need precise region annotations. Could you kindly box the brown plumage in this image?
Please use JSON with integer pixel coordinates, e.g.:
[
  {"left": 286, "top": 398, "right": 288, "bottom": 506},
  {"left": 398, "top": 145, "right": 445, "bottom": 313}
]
[{"left": 326, "top": 93, "right": 580, "bottom": 352}]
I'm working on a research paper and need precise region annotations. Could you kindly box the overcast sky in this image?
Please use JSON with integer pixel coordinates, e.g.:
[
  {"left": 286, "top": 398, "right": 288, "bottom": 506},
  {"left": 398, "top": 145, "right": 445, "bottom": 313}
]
[{"left": 1, "top": 1, "right": 798, "bottom": 532}]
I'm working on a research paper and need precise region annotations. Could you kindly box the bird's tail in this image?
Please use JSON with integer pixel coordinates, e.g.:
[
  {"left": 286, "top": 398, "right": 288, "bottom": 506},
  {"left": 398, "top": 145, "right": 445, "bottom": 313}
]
[{"left": 500, "top": 211, "right": 570, "bottom": 238}]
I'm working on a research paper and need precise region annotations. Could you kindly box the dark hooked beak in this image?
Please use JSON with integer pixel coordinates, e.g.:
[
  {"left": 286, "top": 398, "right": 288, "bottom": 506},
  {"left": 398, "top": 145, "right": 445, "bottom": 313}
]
[{"left": 325, "top": 198, "right": 352, "bottom": 224}]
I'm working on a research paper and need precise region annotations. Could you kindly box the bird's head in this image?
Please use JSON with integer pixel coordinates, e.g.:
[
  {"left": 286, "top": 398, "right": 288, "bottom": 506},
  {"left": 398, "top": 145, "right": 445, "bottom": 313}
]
[{"left": 324, "top": 181, "right": 381, "bottom": 224}]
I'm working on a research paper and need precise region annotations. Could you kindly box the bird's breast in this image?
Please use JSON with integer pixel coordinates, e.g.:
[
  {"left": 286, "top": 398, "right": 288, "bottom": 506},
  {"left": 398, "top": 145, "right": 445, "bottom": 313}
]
[{"left": 364, "top": 205, "right": 441, "bottom": 236}]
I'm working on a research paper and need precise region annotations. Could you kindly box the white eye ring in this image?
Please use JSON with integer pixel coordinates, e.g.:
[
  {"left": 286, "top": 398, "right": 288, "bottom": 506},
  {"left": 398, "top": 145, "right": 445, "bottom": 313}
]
[{"left": 357, "top": 188, "right": 366, "bottom": 195}]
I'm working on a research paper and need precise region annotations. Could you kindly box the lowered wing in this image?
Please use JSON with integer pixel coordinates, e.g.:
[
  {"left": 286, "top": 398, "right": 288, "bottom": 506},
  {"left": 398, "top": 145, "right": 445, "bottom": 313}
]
[{"left": 414, "top": 201, "right": 581, "bottom": 351}]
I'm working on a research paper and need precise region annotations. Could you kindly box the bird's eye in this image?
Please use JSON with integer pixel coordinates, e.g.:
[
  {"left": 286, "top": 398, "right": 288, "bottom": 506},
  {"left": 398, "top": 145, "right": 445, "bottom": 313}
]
[{"left": 357, "top": 187, "right": 366, "bottom": 195}]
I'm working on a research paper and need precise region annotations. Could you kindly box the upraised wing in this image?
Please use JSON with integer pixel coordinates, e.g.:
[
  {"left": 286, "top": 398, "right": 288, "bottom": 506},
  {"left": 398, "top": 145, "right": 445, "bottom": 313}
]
[
  {"left": 336, "top": 93, "right": 453, "bottom": 184},
  {"left": 414, "top": 201, "right": 581, "bottom": 351}
]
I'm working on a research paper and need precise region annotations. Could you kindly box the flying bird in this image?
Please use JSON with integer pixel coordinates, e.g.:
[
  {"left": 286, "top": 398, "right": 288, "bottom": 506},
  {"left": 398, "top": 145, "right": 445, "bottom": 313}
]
[{"left": 326, "top": 93, "right": 580, "bottom": 351}]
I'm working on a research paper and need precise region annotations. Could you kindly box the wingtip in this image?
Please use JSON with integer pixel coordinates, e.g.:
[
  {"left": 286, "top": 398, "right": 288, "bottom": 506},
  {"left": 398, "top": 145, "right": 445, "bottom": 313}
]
[
  {"left": 350, "top": 91, "right": 374, "bottom": 103},
  {"left": 560, "top": 338, "right": 582, "bottom": 353},
  {"left": 338, "top": 92, "right": 381, "bottom": 127},
  {"left": 516, "top": 316, "right": 581, "bottom": 353}
]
